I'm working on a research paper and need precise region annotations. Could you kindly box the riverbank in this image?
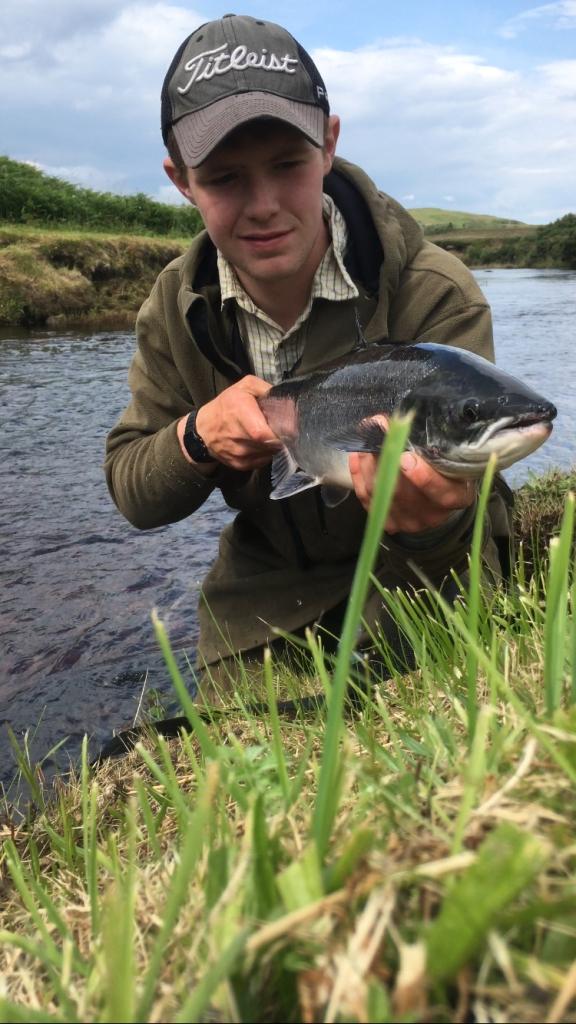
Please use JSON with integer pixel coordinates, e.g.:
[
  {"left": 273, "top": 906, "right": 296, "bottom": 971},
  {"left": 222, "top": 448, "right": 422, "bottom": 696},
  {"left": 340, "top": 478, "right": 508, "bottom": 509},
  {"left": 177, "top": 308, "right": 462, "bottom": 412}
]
[
  {"left": 431, "top": 216, "right": 576, "bottom": 269},
  {"left": 432, "top": 225, "right": 538, "bottom": 268},
  {"left": 1, "top": 218, "right": 575, "bottom": 329},
  {"left": 1, "top": 463, "right": 575, "bottom": 1022},
  {"left": 0, "top": 225, "right": 188, "bottom": 329}
]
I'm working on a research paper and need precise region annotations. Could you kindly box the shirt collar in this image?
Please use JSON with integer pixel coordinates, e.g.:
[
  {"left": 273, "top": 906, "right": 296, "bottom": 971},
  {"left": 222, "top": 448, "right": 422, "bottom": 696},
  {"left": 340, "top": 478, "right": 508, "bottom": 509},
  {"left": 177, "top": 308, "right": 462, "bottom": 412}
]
[{"left": 217, "top": 193, "right": 358, "bottom": 312}]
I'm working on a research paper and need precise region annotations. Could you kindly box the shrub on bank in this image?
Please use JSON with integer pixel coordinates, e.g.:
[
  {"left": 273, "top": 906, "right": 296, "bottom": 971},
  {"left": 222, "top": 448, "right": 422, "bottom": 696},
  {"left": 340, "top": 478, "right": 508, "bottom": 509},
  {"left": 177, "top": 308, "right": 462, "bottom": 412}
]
[
  {"left": 437, "top": 214, "right": 576, "bottom": 269},
  {"left": 0, "top": 156, "right": 203, "bottom": 237}
]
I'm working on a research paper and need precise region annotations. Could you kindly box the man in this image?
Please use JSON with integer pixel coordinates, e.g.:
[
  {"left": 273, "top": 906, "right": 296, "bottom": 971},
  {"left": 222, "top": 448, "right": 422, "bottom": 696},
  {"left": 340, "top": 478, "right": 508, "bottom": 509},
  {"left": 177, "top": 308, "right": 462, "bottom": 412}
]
[{"left": 105, "top": 14, "right": 512, "bottom": 692}]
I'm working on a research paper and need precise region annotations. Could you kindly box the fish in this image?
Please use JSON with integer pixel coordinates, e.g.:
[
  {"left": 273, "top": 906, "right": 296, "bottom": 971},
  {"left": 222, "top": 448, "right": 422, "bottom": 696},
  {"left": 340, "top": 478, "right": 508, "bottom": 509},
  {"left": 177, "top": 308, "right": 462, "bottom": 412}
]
[{"left": 257, "top": 342, "right": 557, "bottom": 506}]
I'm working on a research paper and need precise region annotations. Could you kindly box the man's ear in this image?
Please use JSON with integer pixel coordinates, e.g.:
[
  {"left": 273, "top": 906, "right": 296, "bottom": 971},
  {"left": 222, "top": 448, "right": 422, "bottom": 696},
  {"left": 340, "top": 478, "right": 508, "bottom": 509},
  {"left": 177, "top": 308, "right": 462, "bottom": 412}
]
[
  {"left": 322, "top": 115, "right": 340, "bottom": 174},
  {"left": 163, "top": 157, "right": 195, "bottom": 203}
]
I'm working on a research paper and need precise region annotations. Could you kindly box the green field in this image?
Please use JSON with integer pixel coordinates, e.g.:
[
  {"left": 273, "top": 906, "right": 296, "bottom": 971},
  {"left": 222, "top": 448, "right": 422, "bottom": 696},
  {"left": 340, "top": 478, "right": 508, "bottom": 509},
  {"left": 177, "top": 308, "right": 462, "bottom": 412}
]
[{"left": 409, "top": 207, "right": 530, "bottom": 232}]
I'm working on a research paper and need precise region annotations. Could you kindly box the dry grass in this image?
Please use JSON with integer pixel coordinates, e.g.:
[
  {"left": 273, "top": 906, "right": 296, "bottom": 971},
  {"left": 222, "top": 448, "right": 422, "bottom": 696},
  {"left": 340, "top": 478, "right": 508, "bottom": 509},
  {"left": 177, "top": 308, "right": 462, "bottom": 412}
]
[
  {"left": 1, "top": 656, "right": 575, "bottom": 1022},
  {"left": 0, "top": 226, "right": 187, "bottom": 328},
  {"left": 514, "top": 468, "right": 576, "bottom": 576}
]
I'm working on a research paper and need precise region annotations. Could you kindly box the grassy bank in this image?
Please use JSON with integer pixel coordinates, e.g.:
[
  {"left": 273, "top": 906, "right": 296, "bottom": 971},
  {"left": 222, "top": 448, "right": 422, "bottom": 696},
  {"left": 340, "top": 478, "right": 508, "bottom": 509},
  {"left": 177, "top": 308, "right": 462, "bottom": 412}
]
[
  {"left": 0, "top": 226, "right": 189, "bottom": 330},
  {"left": 0, "top": 219, "right": 570, "bottom": 331},
  {"left": 1, "top": 151, "right": 574, "bottom": 328},
  {"left": 431, "top": 225, "right": 537, "bottom": 267},
  {"left": 428, "top": 218, "right": 576, "bottom": 269},
  {"left": 1, "top": 448, "right": 575, "bottom": 1023}
]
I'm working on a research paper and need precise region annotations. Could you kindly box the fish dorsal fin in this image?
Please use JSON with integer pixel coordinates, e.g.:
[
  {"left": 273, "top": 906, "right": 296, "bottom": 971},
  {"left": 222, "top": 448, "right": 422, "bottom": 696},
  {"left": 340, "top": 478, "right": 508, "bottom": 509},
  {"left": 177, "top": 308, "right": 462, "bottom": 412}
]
[
  {"left": 325, "top": 417, "right": 387, "bottom": 454},
  {"left": 270, "top": 446, "right": 320, "bottom": 501},
  {"left": 321, "top": 485, "right": 350, "bottom": 508}
]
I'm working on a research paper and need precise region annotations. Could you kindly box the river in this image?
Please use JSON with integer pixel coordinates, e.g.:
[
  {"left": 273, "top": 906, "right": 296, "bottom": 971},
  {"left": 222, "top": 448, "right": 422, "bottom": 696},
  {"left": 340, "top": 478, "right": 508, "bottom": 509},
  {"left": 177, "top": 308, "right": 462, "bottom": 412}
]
[{"left": 1, "top": 268, "right": 575, "bottom": 791}]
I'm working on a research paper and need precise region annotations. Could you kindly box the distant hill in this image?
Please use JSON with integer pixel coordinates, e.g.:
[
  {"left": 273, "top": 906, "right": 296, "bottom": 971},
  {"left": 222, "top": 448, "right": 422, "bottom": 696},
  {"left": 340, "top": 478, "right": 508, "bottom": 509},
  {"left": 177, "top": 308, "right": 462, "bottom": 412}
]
[
  {"left": 409, "top": 208, "right": 527, "bottom": 232},
  {"left": 3, "top": 157, "right": 530, "bottom": 238}
]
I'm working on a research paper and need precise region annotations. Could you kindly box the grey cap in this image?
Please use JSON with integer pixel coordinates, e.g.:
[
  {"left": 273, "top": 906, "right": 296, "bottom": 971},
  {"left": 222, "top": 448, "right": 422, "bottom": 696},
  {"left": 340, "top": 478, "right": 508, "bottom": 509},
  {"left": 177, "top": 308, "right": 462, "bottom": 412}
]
[{"left": 161, "top": 14, "right": 330, "bottom": 167}]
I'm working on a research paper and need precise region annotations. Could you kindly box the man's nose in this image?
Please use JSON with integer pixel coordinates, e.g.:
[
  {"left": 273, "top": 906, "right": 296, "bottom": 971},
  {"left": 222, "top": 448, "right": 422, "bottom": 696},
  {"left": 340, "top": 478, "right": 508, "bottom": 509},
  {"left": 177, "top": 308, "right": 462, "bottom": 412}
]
[{"left": 243, "top": 175, "right": 281, "bottom": 220}]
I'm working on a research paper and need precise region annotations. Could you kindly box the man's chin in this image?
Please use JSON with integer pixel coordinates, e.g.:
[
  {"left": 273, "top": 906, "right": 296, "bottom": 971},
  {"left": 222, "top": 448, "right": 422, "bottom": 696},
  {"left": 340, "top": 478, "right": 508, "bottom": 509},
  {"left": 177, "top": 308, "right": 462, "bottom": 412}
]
[{"left": 237, "top": 256, "right": 303, "bottom": 284}]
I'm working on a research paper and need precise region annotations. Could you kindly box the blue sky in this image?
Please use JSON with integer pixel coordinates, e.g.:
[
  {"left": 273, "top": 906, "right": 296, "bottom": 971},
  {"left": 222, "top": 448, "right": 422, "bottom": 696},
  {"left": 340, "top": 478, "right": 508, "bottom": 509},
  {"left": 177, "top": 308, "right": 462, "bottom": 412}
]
[{"left": 1, "top": 1, "right": 575, "bottom": 222}]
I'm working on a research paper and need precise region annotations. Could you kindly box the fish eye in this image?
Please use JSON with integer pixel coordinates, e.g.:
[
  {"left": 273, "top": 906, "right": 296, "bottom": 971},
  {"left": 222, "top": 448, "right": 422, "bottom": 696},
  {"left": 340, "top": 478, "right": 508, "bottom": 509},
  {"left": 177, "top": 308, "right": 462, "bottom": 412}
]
[{"left": 459, "top": 399, "right": 481, "bottom": 424}]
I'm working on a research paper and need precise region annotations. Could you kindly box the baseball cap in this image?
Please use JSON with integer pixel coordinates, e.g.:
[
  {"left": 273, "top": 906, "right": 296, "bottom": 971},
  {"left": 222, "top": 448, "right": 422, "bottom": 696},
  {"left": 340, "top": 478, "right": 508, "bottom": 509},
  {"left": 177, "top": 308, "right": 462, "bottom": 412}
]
[{"left": 161, "top": 13, "right": 330, "bottom": 167}]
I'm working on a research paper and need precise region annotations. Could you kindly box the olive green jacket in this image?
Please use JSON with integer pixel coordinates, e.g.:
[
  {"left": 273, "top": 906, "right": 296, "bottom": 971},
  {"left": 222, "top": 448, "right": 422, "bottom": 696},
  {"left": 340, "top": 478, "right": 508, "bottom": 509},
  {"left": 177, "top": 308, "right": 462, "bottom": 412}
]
[{"left": 105, "top": 157, "right": 511, "bottom": 665}]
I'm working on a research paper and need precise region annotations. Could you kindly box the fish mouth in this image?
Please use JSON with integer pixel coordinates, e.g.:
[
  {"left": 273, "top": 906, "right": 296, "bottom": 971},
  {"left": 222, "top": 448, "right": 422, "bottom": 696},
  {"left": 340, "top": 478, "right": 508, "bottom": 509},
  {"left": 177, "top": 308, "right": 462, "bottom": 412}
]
[
  {"left": 468, "top": 415, "right": 516, "bottom": 450},
  {"left": 434, "top": 414, "right": 555, "bottom": 478},
  {"left": 470, "top": 405, "right": 557, "bottom": 450}
]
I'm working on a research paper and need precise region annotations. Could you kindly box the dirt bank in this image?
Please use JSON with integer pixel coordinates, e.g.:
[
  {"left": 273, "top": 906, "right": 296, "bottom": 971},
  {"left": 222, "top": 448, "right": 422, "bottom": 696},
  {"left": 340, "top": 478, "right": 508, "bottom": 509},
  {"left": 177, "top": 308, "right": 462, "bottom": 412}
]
[{"left": 0, "top": 226, "right": 190, "bottom": 329}]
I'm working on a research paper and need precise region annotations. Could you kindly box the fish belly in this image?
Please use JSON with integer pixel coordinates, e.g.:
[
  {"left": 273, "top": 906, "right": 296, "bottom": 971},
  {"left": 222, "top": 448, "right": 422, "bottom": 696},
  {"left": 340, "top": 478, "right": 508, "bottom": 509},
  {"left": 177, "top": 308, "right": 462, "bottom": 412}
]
[{"left": 292, "top": 439, "right": 353, "bottom": 488}]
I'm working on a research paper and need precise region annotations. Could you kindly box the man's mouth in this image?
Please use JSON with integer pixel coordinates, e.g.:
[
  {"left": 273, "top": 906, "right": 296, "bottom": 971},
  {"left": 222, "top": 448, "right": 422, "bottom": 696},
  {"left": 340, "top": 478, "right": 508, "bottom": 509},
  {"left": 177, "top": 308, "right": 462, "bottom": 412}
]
[{"left": 241, "top": 229, "right": 292, "bottom": 247}]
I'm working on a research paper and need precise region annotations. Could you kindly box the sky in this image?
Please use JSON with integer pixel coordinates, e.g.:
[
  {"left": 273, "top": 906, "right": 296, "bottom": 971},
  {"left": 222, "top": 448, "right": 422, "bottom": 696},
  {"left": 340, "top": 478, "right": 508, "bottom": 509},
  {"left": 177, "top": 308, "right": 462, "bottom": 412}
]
[{"left": 1, "top": 0, "right": 575, "bottom": 223}]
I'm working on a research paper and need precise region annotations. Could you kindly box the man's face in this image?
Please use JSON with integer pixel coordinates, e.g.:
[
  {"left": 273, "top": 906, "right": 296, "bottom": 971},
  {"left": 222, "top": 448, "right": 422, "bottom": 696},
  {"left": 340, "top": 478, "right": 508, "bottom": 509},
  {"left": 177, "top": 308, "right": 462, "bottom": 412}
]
[{"left": 164, "top": 118, "right": 339, "bottom": 298}]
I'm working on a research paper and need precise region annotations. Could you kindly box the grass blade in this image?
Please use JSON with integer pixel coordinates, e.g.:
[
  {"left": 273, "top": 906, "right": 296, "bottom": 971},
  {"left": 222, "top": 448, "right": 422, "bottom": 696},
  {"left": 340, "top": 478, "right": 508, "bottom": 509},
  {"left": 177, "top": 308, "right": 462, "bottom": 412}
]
[
  {"left": 174, "top": 930, "right": 249, "bottom": 1024},
  {"left": 426, "top": 823, "right": 549, "bottom": 982},
  {"left": 0, "top": 1000, "right": 69, "bottom": 1024},
  {"left": 466, "top": 455, "right": 497, "bottom": 742},
  {"left": 135, "top": 764, "right": 217, "bottom": 1021},
  {"left": 313, "top": 415, "right": 411, "bottom": 858},
  {"left": 80, "top": 736, "right": 99, "bottom": 936},
  {"left": 99, "top": 803, "right": 137, "bottom": 1024},
  {"left": 544, "top": 492, "right": 574, "bottom": 714},
  {"left": 262, "top": 648, "right": 291, "bottom": 807},
  {"left": 151, "top": 608, "right": 218, "bottom": 761}
]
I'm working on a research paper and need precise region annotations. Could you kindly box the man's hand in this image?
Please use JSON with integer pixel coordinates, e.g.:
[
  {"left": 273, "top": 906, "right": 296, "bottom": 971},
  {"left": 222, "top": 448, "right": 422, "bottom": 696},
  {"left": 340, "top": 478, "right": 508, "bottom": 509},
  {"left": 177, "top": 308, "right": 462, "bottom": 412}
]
[
  {"left": 349, "top": 449, "right": 476, "bottom": 533},
  {"left": 182, "top": 375, "right": 282, "bottom": 471}
]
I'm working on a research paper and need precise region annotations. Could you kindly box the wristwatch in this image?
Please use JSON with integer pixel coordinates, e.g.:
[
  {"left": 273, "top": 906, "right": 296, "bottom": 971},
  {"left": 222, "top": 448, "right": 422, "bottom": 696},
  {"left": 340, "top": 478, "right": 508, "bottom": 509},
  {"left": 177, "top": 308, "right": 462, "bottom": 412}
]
[{"left": 183, "top": 410, "right": 214, "bottom": 464}]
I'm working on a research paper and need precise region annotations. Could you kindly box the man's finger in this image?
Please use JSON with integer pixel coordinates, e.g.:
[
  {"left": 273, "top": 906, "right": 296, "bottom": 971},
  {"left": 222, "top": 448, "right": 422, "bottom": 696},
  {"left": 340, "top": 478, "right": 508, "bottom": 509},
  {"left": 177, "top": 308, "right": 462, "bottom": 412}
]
[
  {"left": 399, "top": 452, "right": 475, "bottom": 509},
  {"left": 238, "top": 375, "right": 274, "bottom": 397}
]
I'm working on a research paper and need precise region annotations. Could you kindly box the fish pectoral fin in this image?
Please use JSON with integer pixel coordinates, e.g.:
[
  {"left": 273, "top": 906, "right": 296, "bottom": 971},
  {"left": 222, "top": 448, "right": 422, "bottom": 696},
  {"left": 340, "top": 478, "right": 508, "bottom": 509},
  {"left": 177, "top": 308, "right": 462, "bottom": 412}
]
[
  {"left": 326, "top": 417, "right": 387, "bottom": 454},
  {"left": 271, "top": 446, "right": 298, "bottom": 490},
  {"left": 321, "top": 485, "right": 350, "bottom": 508},
  {"left": 270, "top": 471, "right": 320, "bottom": 501},
  {"left": 270, "top": 447, "right": 319, "bottom": 501}
]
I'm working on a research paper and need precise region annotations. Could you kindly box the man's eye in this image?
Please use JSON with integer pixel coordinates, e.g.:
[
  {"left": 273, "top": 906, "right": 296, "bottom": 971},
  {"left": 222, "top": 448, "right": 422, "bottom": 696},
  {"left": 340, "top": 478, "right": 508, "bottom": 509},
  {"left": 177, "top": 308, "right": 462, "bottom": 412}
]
[{"left": 206, "top": 174, "right": 236, "bottom": 187}]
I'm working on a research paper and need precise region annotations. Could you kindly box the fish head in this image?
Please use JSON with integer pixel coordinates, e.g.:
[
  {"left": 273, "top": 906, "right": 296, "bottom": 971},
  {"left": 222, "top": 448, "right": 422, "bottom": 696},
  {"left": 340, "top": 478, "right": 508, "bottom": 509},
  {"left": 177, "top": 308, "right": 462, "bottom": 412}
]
[{"left": 401, "top": 345, "right": 557, "bottom": 478}]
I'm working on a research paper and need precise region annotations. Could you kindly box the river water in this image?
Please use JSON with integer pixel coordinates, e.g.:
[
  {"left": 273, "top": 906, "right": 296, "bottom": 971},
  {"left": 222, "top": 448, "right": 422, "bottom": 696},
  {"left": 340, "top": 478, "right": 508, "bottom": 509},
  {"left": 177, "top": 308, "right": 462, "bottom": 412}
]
[{"left": 1, "top": 268, "right": 575, "bottom": 790}]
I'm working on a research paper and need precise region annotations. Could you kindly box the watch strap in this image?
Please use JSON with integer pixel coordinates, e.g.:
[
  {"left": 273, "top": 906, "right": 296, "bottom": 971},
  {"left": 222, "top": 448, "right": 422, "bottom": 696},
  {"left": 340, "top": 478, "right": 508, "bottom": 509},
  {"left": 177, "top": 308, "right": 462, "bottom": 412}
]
[{"left": 183, "top": 410, "right": 214, "bottom": 464}]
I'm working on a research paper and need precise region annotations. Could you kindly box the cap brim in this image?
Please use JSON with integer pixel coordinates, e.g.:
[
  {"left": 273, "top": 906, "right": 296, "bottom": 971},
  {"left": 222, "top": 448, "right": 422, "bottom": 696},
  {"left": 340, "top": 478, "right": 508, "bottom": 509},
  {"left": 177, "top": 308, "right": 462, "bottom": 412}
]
[{"left": 172, "top": 92, "right": 325, "bottom": 167}]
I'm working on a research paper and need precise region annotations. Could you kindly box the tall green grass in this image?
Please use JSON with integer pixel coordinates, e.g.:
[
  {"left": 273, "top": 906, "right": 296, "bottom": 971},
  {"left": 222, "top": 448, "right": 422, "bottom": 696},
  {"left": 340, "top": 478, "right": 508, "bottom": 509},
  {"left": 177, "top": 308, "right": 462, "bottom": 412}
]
[
  {"left": 1, "top": 432, "right": 575, "bottom": 1022},
  {"left": 313, "top": 415, "right": 412, "bottom": 856}
]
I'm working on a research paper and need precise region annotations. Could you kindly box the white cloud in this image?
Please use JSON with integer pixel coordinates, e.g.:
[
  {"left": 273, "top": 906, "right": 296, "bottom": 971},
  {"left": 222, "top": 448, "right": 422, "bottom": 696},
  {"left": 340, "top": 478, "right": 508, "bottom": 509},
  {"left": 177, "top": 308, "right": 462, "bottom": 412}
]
[
  {"left": 36, "top": 162, "right": 130, "bottom": 192},
  {"left": 499, "top": 1, "right": 576, "bottom": 39},
  {"left": 0, "top": 0, "right": 124, "bottom": 52},
  {"left": 537, "top": 58, "right": 576, "bottom": 91},
  {"left": 0, "top": 43, "right": 33, "bottom": 60},
  {"left": 315, "top": 40, "right": 576, "bottom": 221},
  {"left": 315, "top": 41, "right": 515, "bottom": 122},
  {"left": 59, "top": 2, "right": 202, "bottom": 75},
  {"left": 0, "top": 2, "right": 205, "bottom": 112},
  {"left": 1, "top": 4, "right": 574, "bottom": 222}
]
